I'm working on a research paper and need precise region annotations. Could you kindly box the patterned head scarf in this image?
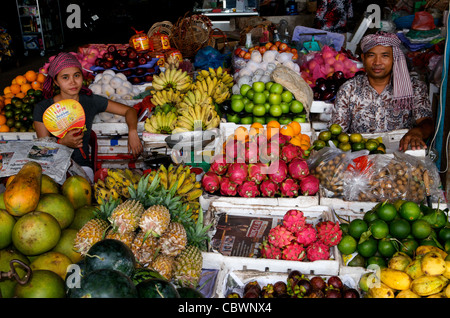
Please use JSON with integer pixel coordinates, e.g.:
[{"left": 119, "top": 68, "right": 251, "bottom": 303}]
[
  {"left": 42, "top": 52, "right": 92, "bottom": 99},
  {"left": 360, "top": 31, "right": 413, "bottom": 110}
]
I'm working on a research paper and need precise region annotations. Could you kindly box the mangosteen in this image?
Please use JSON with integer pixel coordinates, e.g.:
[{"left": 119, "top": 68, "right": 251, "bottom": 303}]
[
  {"left": 227, "top": 292, "right": 241, "bottom": 298},
  {"left": 326, "top": 79, "right": 337, "bottom": 92},
  {"left": 147, "top": 68, "right": 155, "bottom": 73},
  {"left": 315, "top": 77, "right": 326, "bottom": 86},
  {"left": 143, "top": 52, "right": 153, "bottom": 61},
  {"left": 261, "top": 284, "right": 274, "bottom": 298},
  {"left": 287, "top": 270, "right": 303, "bottom": 283},
  {"left": 107, "top": 44, "right": 117, "bottom": 53},
  {"left": 117, "top": 49, "right": 128, "bottom": 58},
  {"left": 243, "top": 290, "right": 260, "bottom": 298},
  {"left": 313, "top": 90, "right": 321, "bottom": 100},
  {"left": 128, "top": 50, "right": 138, "bottom": 60},
  {"left": 332, "top": 71, "right": 344, "bottom": 80},
  {"left": 316, "top": 81, "right": 328, "bottom": 92},
  {"left": 327, "top": 276, "right": 343, "bottom": 290},
  {"left": 244, "top": 281, "right": 261, "bottom": 295},
  {"left": 321, "top": 90, "right": 334, "bottom": 101},
  {"left": 126, "top": 46, "right": 136, "bottom": 54},
  {"left": 104, "top": 52, "right": 115, "bottom": 62},
  {"left": 103, "top": 60, "right": 113, "bottom": 69},
  {"left": 117, "top": 61, "right": 127, "bottom": 70},
  {"left": 342, "top": 288, "right": 360, "bottom": 298},
  {"left": 310, "top": 276, "right": 326, "bottom": 291},
  {"left": 143, "top": 75, "right": 154, "bottom": 83},
  {"left": 273, "top": 281, "right": 287, "bottom": 296},
  {"left": 134, "top": 67, "right": 146, "bottom": 76},
  {"left": 138, "top": 57, "right": 148, "bottom": 65},
  {"left": 122, "top": 69, "right": 133, "bottom": 77},
  {"left": 127, "top": 59, "right": 138, "bottom": 69},
  {"left": 130, "top": 77, "right": 142, "bottom": 84},
  {"left": 95, "top": 58, "right": 102, "bottom": 67},
  {"left": 308, "top": 288, "right": 325, "bottom": 298},
  {"left": 325, "top": 288, "right": 342, "bottom": 298}
]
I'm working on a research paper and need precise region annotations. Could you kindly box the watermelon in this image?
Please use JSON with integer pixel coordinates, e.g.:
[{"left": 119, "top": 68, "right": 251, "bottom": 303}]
[
  {"left": 177, "top": 287, "right": 205, "bottom": 298},
  {"left": 136, "top": 278, "right": 180, "bottom": 298},
  {"left": 84, "top": 239, "right": 136, "bottom": 277},
  {"left": 131, "top": 268, "right": 166, "bottom": 285},
  {"left": 69, "top": 269, "right": 138, "bottom": 298}
]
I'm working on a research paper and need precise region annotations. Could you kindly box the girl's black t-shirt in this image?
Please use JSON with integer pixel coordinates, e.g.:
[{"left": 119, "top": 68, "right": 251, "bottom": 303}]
[{"left": 34, "top": 94, "right": 108, "bottom": 167}]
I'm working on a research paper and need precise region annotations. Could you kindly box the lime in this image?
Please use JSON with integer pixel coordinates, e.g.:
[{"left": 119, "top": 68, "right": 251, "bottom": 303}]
[
  {"left": 376, "top": 203, "right": 397, "bottom": 222},
  {"left": 365, "top": 141, "right": 378, "bottom": 151},
  {"left": 399, "top": 238, "right": 419, "bottom": 257},
  {"left": 389, "top": 219, "right": 411, "bottom": 239},
  {"left": 363, "top": 209, "right": 379, "bottom": 223},
  {"left": 318, "top": 130, "right": 332, "bottom": 141},
  {"left": 330, "top": 139, "right": 339, "bottom": 147},
  {"left": 313, "top": 139, "right": 326, "bottom": 150},
  {"left": 349, "top": 219, "right": 368, "bottom": 240},
  {"left": 337, "top": 234, "right": 357, "bottom": 255},
  {"left": 370, "top": 219, "right": 389, "bottom": 239},
  {"left": 329, "top": 124, "right": 342, "bottom": 135},
  {"left": 337, "top": 133, "right": 350, "bottom": 144},
  {"left": 338, "top": 142, "right": 352, "bottom": 152},
  {"left": 399, "top": 201, "right": 421, "bottom": 221},
  {"left": 366, "top": 256, "right": 386, "bottom": 268},
  {"left": 351, "top": 142, "right": 365, "bottom": 151},
  {"left": 444, "top": 239, "right": 450, "bottom": 254},
  {"left": 378, "top": 237, "right": 397, "bottom": 258},
  {"left": 0, "top": 209, "right": 16, "bottom": 249},
  {"left": 340, "top": 222, "right": 349, "bottom": 234},
  {"left": 357, "top": 237, "right": 378, "bottom": 258},
  {"left": 367, "top": 138, "right": 379, "bottom": 146},
  {"left": 438, "top": 226, "right": 450, "bottom": 242},
  {"left": 349, "top": 133, "right": 363, "bottom": 144},
  {"left": 411, "top": 219, "right": 432, "bottom": 239}
]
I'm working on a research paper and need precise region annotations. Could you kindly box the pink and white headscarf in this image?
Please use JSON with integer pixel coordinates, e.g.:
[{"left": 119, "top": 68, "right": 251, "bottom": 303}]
[
  {"left": 42, "top": 52, "right": 92, "bottom": 99},
  {"left": 360, "top": 31, "right": 413, "bottom": 109}
]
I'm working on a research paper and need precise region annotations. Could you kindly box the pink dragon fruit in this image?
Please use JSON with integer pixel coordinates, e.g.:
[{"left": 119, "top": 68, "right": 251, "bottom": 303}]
[
  {"left": 244, "top": 141, "right": 259, "bottom": 164},
  {"left": 282, "top": 242, "right": 306, "bottom": 261},
  {"left": 280, "top": 144, "right": 302, "bottom": 163},
  {"left": 268, "top": 225, "right": 295, "bottom": 248},
  {"left": 225, "top": 140, "right": 245, "bottom": 162},
  {"left": 201, "top": 171, "right": 221, "bottom": 193},
  {"left": 259, "top": 179, "right": 279, "bottom": 197},
  {"left": 282, "top": 209, "right": 306, "bottom": 234},
  {"left": 268, "top": 159, "right": 288, "bottom": 184},
  {"left": 316, "top": 221, "right": 343, "bottom": 247},
  {"left": 306, "top": 241, "right": 330, "bottom": 261},
  {"left": 288, "top": 158, "right": 310, "bottom": 180},
  {"left": 226, "top": 162, "right": 248, "bottom": 185},
  {"left": 280, "top": 178, "right": 300, "bottom": 197},
  {"left": 259, "top": 141, "right": 280, "bottom": 163},
  {"left": 299, "top": 174, "right": 320, "bottom": 196},
  {"left": 260, "top": 240, "right": 282, "bottom": 259},
  {"left": 219, "top": 176, "right": 238, "bottom": 196},
  {"left": 295, "top": 224, "right": 317, "bottom": 247},
  {"left": 210, "top": 154, "right": 229, "bottom": 176},
  {"left": 247, "top": 162, "right": 268, "bottom": 184},
  {"left": 237, "top": 180, "right": 260, "bottom": 198},
  {"left": 271, "top": 133, "right": 291, "bottom": 147}
]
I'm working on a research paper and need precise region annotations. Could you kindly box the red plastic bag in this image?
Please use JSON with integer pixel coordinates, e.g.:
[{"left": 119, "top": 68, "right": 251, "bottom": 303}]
[{"left": 411, "top": 11, "right": 436, "bottom": 31}]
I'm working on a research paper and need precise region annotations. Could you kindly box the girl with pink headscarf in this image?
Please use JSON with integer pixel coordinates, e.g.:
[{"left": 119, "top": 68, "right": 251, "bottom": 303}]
[{"left": 33, "top": 52, "right": 143, "bottom": 181}]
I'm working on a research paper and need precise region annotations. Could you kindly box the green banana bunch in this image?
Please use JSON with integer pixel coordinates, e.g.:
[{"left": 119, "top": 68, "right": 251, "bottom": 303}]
[
  {"left": 144, "top": 110, "right": 178, "bottom": 134},
  {"left": 151, "top": 68, "right": 192, "bottom": 92}
]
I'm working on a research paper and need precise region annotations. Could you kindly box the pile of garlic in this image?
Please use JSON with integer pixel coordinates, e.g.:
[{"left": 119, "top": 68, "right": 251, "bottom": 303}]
[
  {"left": 89, "top": 69, "right": 141, "bottom": 101},
  {"left": 232, "top": 50, "right": 301, "bottom": 95}
]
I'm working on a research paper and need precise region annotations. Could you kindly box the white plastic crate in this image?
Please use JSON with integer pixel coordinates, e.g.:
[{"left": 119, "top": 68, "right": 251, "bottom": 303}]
[
  {"left": 0, "top": 132, "right": 37, "bottom": 141},
  {"left": 92, "top": 122, "right": 145, "bottom": 136}
]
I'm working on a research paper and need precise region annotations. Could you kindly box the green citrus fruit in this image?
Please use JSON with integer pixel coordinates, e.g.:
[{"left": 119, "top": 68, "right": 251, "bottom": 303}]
[
  {"left": 329, "top": 124, "right": 342, "bottom": 135},
  {"left": 338, "top": 142, "right": 352, "bottom": 152},
  {"left": 363, "top": 209, "right": 379, "bottom": 223},
  {"left": 0, "top": 209, "right": 16, "bottom": 249},
  {"left": 399, "top": 238, "right": 419, "bottom": 257},
  {"left": 370, "top": 219, "right": 390, "bottom": 239},
  {"left": 349, "top": 219, "right": 368, "bottom": 239},
  {"left": 389, "top": 219, "right": 411, "bottom": 239},
  {"left": 367, "top": 256, "right": 386, "bottom": 268},
  {"left": 357, "top": 237, "right": 378, "bottom": 258},
  {"left": 14, "top": 269, "right": 65, "bottom": 298},
  {"left": 337, "top": 234, "right": 358, "bottom": 255},
  {"left": 438, "top": 226, "right": 450, "bottom": 242},
  {"left": 318, "top": 130, "right": 332, "bottom": 141},
  {"left": 349, "top": 133, "right": 363, "bottom": 143},
  {"left": 376, "top": 203, "right": 397, "bottom": 222},
  {"left": 399, "top": 201, "right": 421, "bottom": 221},
  {"left": 378, "top": 237, "right": 397, "bottom": 258},
  {"left": 411, "top": 219, "right": 432, "bottom": 240}
]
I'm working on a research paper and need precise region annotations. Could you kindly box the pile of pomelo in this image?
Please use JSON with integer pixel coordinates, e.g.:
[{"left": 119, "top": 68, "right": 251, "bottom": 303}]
[
  {"left": 313, "top": 123, "right": 386, "bottom": 154},
  {"left": 337, "top": 200, "right": 450, "bottom": 269},
  {"left": 0, "top": 171, "right": 96, "bottom": 298}
]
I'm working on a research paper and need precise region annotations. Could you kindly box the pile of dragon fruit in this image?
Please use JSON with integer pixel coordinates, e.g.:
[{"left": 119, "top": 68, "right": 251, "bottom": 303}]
[
  {"left": 261, "top": 210, "right": 342, "bottom": 262},
  {"left": 201, "top": 133, "right": 320, "bottom": 198}
]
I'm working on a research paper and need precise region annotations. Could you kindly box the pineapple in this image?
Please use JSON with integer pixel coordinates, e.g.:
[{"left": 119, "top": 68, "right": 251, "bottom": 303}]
[
  {"left": 131, "top": 230, "right": 159, "bottom": 267},
  {"left": 73, "top": 199, "right": 119, "bottom": 255},
  {"left": 173, "top": 245, "right": 203, "bottom": 288},
  {"left": 105, "top": 229, "right": 136, "bottom": 250},
  {"left": 108, "top": 199, "right": 144, "bottom": 235},
  {"left": 159, "top": 222, "right": 187, "bottom": 257},
  {"left": 151, "top": 254, "right": 175, "bottom": 280},
  {"left": 139, "top": 205, "right": 171, "bottom": 237}
]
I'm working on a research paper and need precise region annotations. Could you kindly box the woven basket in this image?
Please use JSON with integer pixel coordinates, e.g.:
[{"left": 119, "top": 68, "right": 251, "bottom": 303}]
[
  {"left": 426, "top": 0, "right": 449, "bottom": 11},
  {"left": 148, "top": 21, "right": 173, "bottom": 38},
  {"left": 170, "top": 13, "right": 212, "bottom": 58}
]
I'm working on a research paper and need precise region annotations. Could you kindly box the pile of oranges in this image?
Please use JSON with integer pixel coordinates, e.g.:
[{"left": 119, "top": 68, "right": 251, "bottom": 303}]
[{"left": 232, "top": 120, "right": 311, "bottom": 152}]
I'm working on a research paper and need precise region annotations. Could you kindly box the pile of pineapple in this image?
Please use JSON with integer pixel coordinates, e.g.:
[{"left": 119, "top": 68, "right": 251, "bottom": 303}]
[{"left": 75, "top": 172, "right": 210, "bottom": 288}]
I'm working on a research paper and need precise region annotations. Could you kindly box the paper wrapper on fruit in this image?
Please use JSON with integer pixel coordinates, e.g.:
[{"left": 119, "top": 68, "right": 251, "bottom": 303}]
[{"left": 271, "top": 65, "right": 314, "bottom": 118}]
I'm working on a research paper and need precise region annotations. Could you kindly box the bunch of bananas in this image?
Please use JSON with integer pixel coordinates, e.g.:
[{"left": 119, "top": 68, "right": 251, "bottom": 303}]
[
  {"left": 150, "top": 88, "right": 183, "bottom": 107},
  {"left": 196, "top": 66, "right": 234, "bottom": 89},
  {"left": 144, "top": 110, "right": 178, "bottom": 134},
  {"left": 94, "top": 168, "right": 141, "bottom": 204},
  {"left": 193, "top": 74, "right": 231, "bottom": 104},
  {"left": 147, "top": 164, "right": 203, "bottom": 217},
  {"left": 151, "top": 68, "right": 192, "bottom": 92},
  {"left": 177, "top": 89, "right": 213, "bottom": 110},
  {"left": 173, "top": 102, "right": 221, "bottom": 133}
]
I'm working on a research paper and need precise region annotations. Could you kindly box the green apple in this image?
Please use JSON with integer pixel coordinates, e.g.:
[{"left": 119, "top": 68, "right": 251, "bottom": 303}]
[
  {"left": 280, "top": 102, "right": 290, "bottom": 114},
  {"left": 240, "top": 84, "right": 251, "bottom": 96},
  {"left": 227, "top": 113, "right": 240, "bottom": 123},
  {"left": 289, "top": 100, "right": 304, "bottom": 114},
  {"left": 252, "top": 105, "right": 266, "bottom": 117},
  {"left": 252, "top": 81, "right": 266, "bottom": 93},
  {"left": 269, "top": 83, "right": 284, "bottom": 95},
  {"left": 253, "top": 116, "right": 266, "bottom": 125},
  {"left": 263, "top": 90, "right": 270, "bottom": 100},
  {"left": 231, "top": 94, "right": 243, "bottom": 101},
  {"left": 268, "top": 93, "right": 282, "bottom": 105},
  {"left": 241, "top": 116, "right": 253, "bottom": 125},
  {"left": 293, "top": 116, "right": 307, "bottom": 123},
  {"left": 265, "top": 115, "right": 277, "bottom": 123},
  {"left": 265, "top": 81, "right": 274, "bottom": 91},
  {"left": 264, "top": 103, "right": 271, "bottom": 112},
  {"left": 269, "top": 104, "right": 282, "bottom": 117},
  {"left": 253, "top": 92, "right": 266, "bottom": 105},
  {"left": 246, "top": 89, "right": 255, "bottom": 100},
  {"left": 231, "top": 99, "right": 245, "bottom": 113},
  {"left": 244, "top": 102, "right": 255, "bottom": 113},
  {"left": 281, "top": 90, "right": 293, "bottom": 103},
  {"left": 279, "top": 116, "right": 292, "bottom": 125}
]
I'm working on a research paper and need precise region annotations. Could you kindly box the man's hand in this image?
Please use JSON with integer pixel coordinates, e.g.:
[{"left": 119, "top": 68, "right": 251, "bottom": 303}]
[
  {"left": 399, "top": 128, "right": 427, "bottom": 151},
  {"left": 128, "top": 130, "right": 143, "bottom": 158}
]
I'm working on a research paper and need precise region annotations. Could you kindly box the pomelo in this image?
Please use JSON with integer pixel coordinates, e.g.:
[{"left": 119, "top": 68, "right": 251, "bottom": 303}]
[
  {"left": 14, "top": 269, "right": 65, "bottom": 298},
  {"left": 0, "top": 208, "right": 16, "bottom": 248},
  {"left": 69, "top": 205, "right": 97, "bottom": 230},
  {"left": 0, "top": 248, "right": 30, "bottom": 298},
  {"left": 52, "top": 228, "right": 83, "bottom": 263},
  {"left": 35, "top": 193, "right": 75, "bottom": 229},
  {"left": 62, "top": 175, "right": 92, "bottom": 210},
  {"left": 30, "top": 251, "right": 73, "bottom": 280}
]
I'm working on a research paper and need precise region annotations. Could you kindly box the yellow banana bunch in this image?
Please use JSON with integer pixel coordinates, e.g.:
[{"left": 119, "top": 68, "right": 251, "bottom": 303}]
[
  {"left": 177, "top": 89, "right": 213, "bottom": 110},
  {"left": 144, "top": 111, "right": 178, "bottom": 134},
  {"left": 196, "top": 66, "right": 234, "bottom": 88},
  {"left": 194, "top": 74, "right": 231, "bottom": 105},
  {"left": 108, "top": 168, "right": 134, "bottom": 188},
  {"left": 94, "top": 179, "right": 122, "bottom": 205},
  {"left": 150, "top": 88, "right": 182, "bottom": 107},
  {"left": 173, "top": 101, "right": 220, "bottom": 132},
  {"left": 151, "top": 68, "right": 192, "bottom": 92}
]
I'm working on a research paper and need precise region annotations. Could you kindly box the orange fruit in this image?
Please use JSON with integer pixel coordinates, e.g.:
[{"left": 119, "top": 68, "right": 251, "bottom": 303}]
[
  {"left": 25, "top": 70, "right": 37, "bottom": 82},
  {"left": 287, "top": 121, "right": 301, "bottom": 135},
  {"left": 234, "top": 126, "right": 249, "bottom": 142},
  {"left": 21, "top": 83, "right": 32, "bottom": 94},
  {"left": 280, "top": 125, "right": 295, "bottom": 137},
  {"left": 289, "top": 136, "right": 302, "bottom": 147},
  {"left": 31, "top": 81, "right": 41, "bottom": 90},
  {"left": 0, "top": 114, "right": 6, "bottom": 125},
  {"left": 267, "top": 120, "right": 281, "bottom": 130},
  {"left": 299, "top": 134, "right": 311, "bottom": 144},
  {"left": 3, "top": 86, "right": 11, "bottom": 95},
  {"left": 0, "top": 124, "right": 10, "bottom": 132},
  {"left": 4, "top": 98, "right": 12, "bottom": 106},
  {"left": 251, "top": 122, "right": 264, "bottom": 130},
  {"left": 36, "top": 73, "right": 46, "bottom": 83},
  {"left": 15, "top": 75, "right": 27, "bottom": 86},
  {"left": 15, "top": 92, "right": 26, "bottom": 99},
  {"left": 10, "top": 84, "right": 21, "bottom": 95}
]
